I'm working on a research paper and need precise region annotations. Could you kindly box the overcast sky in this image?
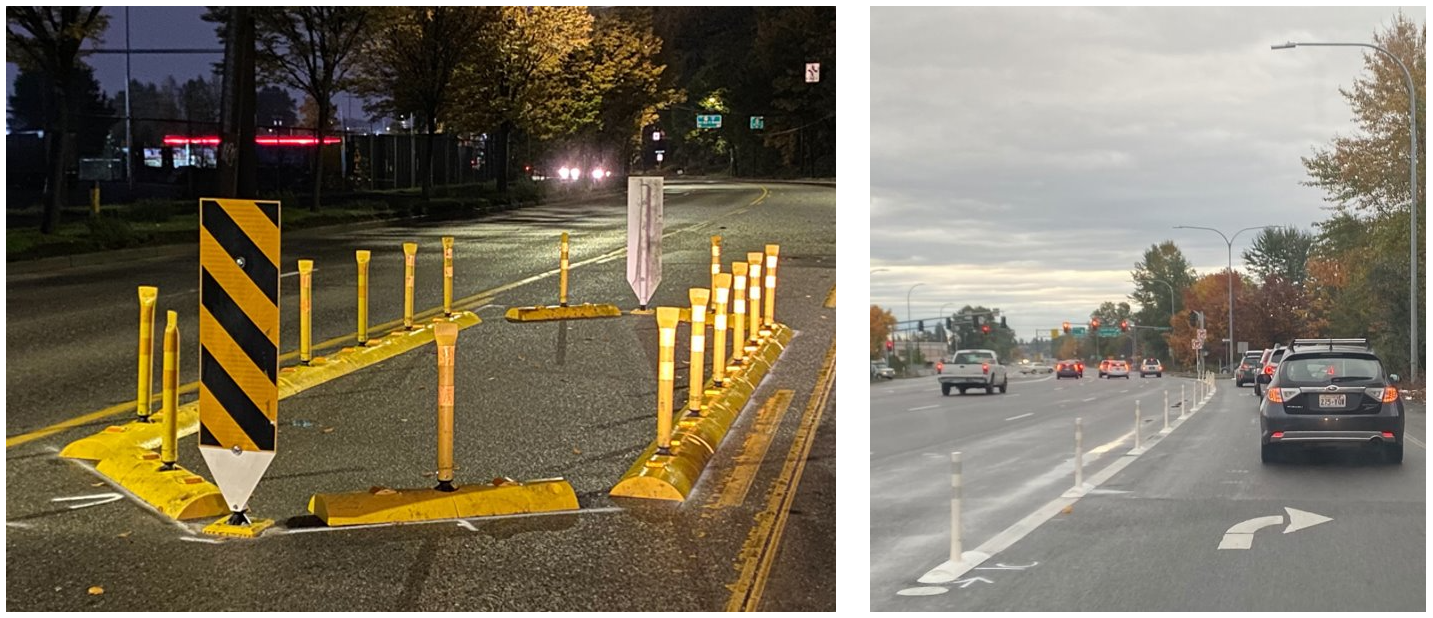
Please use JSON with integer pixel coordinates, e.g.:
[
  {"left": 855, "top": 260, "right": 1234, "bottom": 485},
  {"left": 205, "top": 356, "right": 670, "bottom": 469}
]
[{"left": 871, "top": 6, "right": 1425, "bottom": 340}]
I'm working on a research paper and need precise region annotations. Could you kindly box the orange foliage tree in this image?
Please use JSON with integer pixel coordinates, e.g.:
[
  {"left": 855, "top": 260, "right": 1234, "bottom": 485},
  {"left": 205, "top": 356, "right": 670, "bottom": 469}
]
[{"left": 871, "top": 305, "right": 897, "bottom": 359}]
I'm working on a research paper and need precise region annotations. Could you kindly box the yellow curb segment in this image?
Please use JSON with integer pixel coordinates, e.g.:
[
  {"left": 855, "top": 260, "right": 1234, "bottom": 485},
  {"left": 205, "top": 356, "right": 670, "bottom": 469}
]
[
  {"left": 308, "top": 479, "right": 579, "bottom": 526},
  {"left": 93, "top": 447, "right": 228, "bottom": 520},
  {"left": 504, "top": 303, "right": 623, "bottom": 322},
  {"left": 61, "top": 311, "right": 483, "bottom": 462},
  {"left": 610, "top": 324, "right": 793, "bottom": 501}
]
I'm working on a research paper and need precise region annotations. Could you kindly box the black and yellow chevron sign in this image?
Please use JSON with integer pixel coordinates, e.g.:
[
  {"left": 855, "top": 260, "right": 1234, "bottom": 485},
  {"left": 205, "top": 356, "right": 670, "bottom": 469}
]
[{"left": 199, "top": 198, "right": 280, "bottom": 453}]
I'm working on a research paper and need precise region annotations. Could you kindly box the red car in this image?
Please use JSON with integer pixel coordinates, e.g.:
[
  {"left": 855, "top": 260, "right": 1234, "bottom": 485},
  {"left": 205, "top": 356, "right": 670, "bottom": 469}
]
[{"left": 1055, "top": 359, "right": 1084, "bottom": 379}]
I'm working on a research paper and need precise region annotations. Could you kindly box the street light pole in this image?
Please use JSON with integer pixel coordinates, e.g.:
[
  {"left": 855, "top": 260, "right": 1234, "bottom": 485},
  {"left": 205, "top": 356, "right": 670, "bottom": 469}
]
[
  {"left": 1175, "top": 225, "right": 1277, "bottom": 371},
  {"left": 1273, "top": 41, "right": 1419, "bottom": 381}
]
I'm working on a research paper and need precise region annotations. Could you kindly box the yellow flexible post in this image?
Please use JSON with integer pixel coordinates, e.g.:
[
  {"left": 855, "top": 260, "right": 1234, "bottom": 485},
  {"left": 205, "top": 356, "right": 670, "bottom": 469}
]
[
  {"left": 764, "top": 244, "right": 779, "bottom": 328},
  {"left": 656, "top": 307, "right": 679, "bottom": 455},
  {"left": 559, "top": 232, "right": 570, "bottom": 307},
  {"left": 356, "top": 250, "right": 370, "bottom": 343},
  {"left": 746, "top": 253, "right": 764, "bottom": 344},
  {"left": 711, "top": 273, "right": 732, "bottom": 387},
  {"left": 160, "top": 310, "right": 179, "bottom": 469},
  {"left": 710, "top": 236, "right": 722, "bottom": 300},
  {"left": 434, "top": 322, "right": 458, "bottom": 491},
  {"left": 136, "top": 286, "right": 158, "bottom": 422},
  {"left": 403, "top": 242, "right": 417, "bottom": 330},
  {"left": 298, "top": 259, "right": 313, "bottom": 365},
  {"left": 442, "top": 237, "right": 454, "bottom": 317},
  {"left": 731, "top": 262, "right": 749, "bottom": 364},
  {"left": 688, "top": 288, "right": 710, "bottom": 416}
]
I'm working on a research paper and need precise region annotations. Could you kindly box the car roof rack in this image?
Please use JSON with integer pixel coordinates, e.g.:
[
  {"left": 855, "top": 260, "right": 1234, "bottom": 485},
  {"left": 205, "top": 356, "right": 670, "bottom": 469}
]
[{"left": 1290, "top": 338, "right": 1370, "bottom": 351}]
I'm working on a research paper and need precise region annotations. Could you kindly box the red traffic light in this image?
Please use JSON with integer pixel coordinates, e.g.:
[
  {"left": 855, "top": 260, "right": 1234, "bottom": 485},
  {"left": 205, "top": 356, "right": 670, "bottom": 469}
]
[
  {"left": 885, "top": 340, "right": 893, "bottom": 351},
  {"left": 981, "top": 324, "right": 991, "bottom": 334},
  {"left": 1119, "top": 320, "right": 1129, "bottom": 332},
  {"left": 1090, "top": 318, "right": 1100, "bottom": 328},
  {"left": 1062, "top": 321, "right": 1071, "bottom": 334}
]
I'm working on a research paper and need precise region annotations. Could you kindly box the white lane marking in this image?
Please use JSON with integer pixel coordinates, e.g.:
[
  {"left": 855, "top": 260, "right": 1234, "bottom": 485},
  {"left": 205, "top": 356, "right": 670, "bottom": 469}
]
[
  {"left": 909, "top": 405, "right": 940, "bottom": 412},
  {"left": 1119, "top": 389, "right": 1129, "bottom": 393},
  {"left": 1407, "top": 434, "right": 1425, "bottom": 449},
  {"left": 896, "top": 587, "right": 948, "bottom": 596},
  {"left": 51, "top": 493, "right": 123, "bottom": 510},
  {"left": 1081, "top": 397, "right": 1096, "bottom": 403},
  {"left": 6, "top": 522, "right": 34, "bottom": 529},
  {"left": 974, "top": 561, "right": 1039, "bottom": 571},
  {"left": 1005, "top": 413, "right": 1034, "bottom": 421},
  {"left": 180, "top": 536, "right": 226, "bottom": 544}
]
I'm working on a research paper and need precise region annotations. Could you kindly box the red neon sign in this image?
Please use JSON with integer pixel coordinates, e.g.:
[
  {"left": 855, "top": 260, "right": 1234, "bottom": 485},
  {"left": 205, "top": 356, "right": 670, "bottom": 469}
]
[{"left": 162, "top": 135, "right": 340, "bottom": 147}]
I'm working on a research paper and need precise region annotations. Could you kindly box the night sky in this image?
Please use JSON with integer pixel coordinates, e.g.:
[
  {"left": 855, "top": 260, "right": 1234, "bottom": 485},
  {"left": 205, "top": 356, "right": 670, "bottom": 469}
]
[{"left": 6, "top": 6, "right": 366, "bottom": 128}]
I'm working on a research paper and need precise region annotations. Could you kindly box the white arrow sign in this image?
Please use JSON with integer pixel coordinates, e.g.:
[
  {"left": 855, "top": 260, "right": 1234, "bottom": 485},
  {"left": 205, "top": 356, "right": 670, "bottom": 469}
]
[
  {"left": 1218, "top": 507, "right": 1331, "bottom": 549},
  {"left": 626, "top": 176, "right": 663, "bottom": 308},
  {"left": 951, "top": 576, "right": 992, "bottom": 589}
]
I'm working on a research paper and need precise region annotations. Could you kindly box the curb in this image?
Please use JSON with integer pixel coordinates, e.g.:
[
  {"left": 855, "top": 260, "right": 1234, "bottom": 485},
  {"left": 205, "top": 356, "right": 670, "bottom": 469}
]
[
  {"left": 308, "top": 479, "right": 579, "bottom": 527},
  {"left": 609, "top": 324, "right": 794, "bottom": 501}
]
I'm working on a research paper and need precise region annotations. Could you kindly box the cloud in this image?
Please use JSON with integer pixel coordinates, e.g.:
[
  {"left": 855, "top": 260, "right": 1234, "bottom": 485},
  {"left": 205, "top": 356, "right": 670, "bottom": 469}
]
[{"left": 870, "top": 6, "right": 1424, "bottom": 332}]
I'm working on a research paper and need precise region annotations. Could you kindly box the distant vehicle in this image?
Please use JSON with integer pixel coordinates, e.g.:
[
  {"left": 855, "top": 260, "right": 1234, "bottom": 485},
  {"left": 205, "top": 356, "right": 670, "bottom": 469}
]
[
  {"left": 938, "top": 349, "right": 1009, "bottom": 396},
  {"left": 1260, "top": 338, "right": 1403, "bottom": 464},
  {"left": 1254, "top": 344, "right": 1289, "bottom": 399},
  {"left": 1139, "top": 358, "right": 1163, "bottom": 378},
  {"left": 1098, "top": 359, "right": 1112, "bottom": 378},
  {"left": 1055, "top": 359, "right": 1084, "bottom": 379},
  {"left": 1105, "top": 360, "right": 1131, "bottom": 379},
  {"left": 1021, "top": 362, "right": 1053, "bottom": 375},
  {"left": 871, "top": 360, "right": 895, "bottom": 381},
  {"left": 1235, "top": 351, "right": 1263, "bottom": 387}
]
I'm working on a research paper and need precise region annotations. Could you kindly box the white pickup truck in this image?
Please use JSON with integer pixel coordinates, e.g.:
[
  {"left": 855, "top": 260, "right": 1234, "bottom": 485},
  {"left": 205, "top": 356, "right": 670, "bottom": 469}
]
[{"left": 938, "top": 349, "right": 1009, "bottom": 395}]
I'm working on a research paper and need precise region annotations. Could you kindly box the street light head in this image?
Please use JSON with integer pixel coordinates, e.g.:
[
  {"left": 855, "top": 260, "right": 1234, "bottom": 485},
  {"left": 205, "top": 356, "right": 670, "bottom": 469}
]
[{"left": 1271, "top": 42, "right": 1297, "bottom": 50}]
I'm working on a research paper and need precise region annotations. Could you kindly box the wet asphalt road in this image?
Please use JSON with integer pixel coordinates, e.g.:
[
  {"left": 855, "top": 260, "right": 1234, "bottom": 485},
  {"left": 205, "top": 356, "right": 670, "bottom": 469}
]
[
  {"left": 871, "top": 374, "right": 1424, "bottom": 610},
  {"left": 5, "top": 180, "right": 836, "bottom": 611}
]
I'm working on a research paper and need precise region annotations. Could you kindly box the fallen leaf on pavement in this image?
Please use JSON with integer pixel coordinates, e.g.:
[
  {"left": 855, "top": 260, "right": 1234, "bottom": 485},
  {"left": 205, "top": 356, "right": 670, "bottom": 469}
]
[
  {"left": 116, "top": 531, "right": 131, "bottom": 539},
  {"left": 573, "top": 448, "right": 582, "bottom": 455},
  {"left": 91, "top": 482, "right": 105, "bottom": 487},
  {"left": 321, "top": 427, "right": 335, "bottom": 433},
  {"left": 88, "top": 586, "right": 104, "bottom": 596},
  {"left": 1061, "top": 505, "right": 1074, "bottom": 515}
]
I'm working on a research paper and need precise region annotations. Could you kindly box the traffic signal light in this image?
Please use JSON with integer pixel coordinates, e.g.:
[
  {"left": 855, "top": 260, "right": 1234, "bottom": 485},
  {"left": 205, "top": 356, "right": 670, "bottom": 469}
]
[
  {"left": 946, "top": 317, "right": 953, "bottom": 330},
  {"left": 886, "top": 340, "right": 893, "bottom": 351},
  {"left": 1000, "top": 316, "right": 1007, "bottom": 329},
  {"left": 1062, "top": 321, "right": 1071, "bottom": 334},
  {"left": 1188, "top": 312, "right": 1198, "bottom": 327},
  {"left": 1119, "top": 320, "right": 1129, "bottom": 332},
  {"left": 981, "top": 324, "right": 991, "bottom": 334},
  {"left": 918, "top": 320, "right": 925, "bottom": 332},
  {"left": 1090, "top": 317, "right": 1100, "bottom": 329},
  {"left": 972, "top": 315, "right": 982, "bottom": 328}
]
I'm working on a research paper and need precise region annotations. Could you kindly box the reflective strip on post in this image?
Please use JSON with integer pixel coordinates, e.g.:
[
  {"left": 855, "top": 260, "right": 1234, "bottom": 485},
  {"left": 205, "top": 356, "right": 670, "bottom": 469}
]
[
  {"left": 442, "top": 237, "right": 454, "bottom": 317},
  {"left": 656, "top": 307, "right": 679, "bottom": 454},
  {"left": 298, "top": 259, "right": 313, "bottom": 364},
  {"left": 559, "top": 232, "right": 570, "bottom": 307},
  {"left": 356, "top": 250, "right": 370, "bottom": 344},
  {"left": 710, "top": 236, "right": 722, "bottom": 297},
  {"left": 763, "top": 244, "right": 779, "bottom": 327},
  {"left": 688, "top": 288, "right": 710, "bottom": 415},
  {"left": 137, "top": 286, "right": 158, "bottom": 421},
  {"left": 712, "top": 273, "right": 732, "bottom": 386},
  {"left": 731, "top": 262, "right": 749, "bottom": 362},
  {"left": 434, "top": 322, "right": 458, "bottom": 490},
  {"left": 160, "top": 310, "right": 179, "bottom": 468},
  {"left": 403, "top": 243, "right": 417, "bottom": 330}
]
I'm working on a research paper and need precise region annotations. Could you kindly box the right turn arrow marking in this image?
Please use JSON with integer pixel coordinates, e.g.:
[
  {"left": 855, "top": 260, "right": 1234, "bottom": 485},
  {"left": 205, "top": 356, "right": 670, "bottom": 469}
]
[
  {"left": 1283, "top": 507, "right": 1332, "bottom": 534},
  {"left": 1219, "top": 508, "right": 1333, "bottom": 549}
]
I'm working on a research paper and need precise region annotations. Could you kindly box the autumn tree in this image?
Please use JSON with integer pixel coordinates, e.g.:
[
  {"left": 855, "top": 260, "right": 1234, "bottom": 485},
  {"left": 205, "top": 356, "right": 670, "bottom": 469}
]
[
  {"left": 1300, "top": 13, "right": 1426, "bottom": 378},
  {"left": 352, "top": 6, "right": 486, "bottom": 200},
  {"left": 455, "top": 7, "right": 593, "bottom": 193},
  {"left": 7, "top": 7, "right": 109, "bottom": 233},
  {"left": 580, "top": 7, "right": 682, "bottom": 172},
  {"left": 871, "top": 305, "right": 896, "bottom": 359},
  {"left": 254, "top": 7, "right": 372, "bottom": 211},
  {"left": 1242, "top": 226, "right": 1315, "bottom": 285}
]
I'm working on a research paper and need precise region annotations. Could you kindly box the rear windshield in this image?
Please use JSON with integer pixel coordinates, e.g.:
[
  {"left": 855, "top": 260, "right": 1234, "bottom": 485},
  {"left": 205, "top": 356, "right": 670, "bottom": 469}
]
[
  {"left": 1278, "top": 355, "right": 1383, "bottom": 386},
  {"left": 1269, "top": 349, "right": 1286, "bottom": 364},
  {"left": 954, "top": 352, "right": 994, "bottom": 364}
]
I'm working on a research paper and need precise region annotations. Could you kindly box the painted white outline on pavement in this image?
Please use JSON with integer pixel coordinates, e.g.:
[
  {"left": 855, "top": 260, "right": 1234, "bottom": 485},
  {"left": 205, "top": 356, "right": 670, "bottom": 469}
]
[
  {"left": 180, "top": 536, "right": 226, "bottom": 544},
  {"left": 59, "top": 455, "right": 197, "bottom": 535},
  {"left": 1005, "top": 413, "right": 1033, "bottom": 421},
  {"left": 909, "top": 405, "right": 940, "bottom": 412},
  {"left": 51, "top": 493, "right": 123, "bottom": 510}
]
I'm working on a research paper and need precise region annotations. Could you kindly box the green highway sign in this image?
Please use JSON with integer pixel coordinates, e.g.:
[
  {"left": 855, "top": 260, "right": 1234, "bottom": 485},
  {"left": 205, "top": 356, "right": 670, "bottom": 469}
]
[
  {"left": 750, "top": 116, "right": 765, "bottom": 130},
  {"left": 697, "top": 114, "right": 722, "bottom": 129},
  {"left": 1069, "top": 326, "right": 1087, "bottom": 336},
  {"left": 1097, "top": 327, "right": 1121, "bottom": 337}
]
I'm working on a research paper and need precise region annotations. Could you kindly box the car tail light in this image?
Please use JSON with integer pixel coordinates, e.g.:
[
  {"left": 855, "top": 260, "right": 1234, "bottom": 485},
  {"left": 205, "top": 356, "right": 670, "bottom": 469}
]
[
  {"left": 1380, "top": 387, "right": 1399, "bottom": 403},
  {"left": 1381, "top": 431, "right": 1395, "bottom": 438},
  {"left": 1272, "top": 431, "right": 1284, "bottom": 438},
  {"left": 1267, "top": 388, "right": 1298, "bottom": 403},
  {"left": 982, "top": 363, "right": 989, "bottom": 374},
  {"left": 1263, "top": 364, "right": 1276, "bottom": 375}
]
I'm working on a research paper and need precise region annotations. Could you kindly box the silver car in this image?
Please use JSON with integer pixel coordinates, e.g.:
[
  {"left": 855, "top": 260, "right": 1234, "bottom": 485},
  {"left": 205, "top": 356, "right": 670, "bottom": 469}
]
[{"left": 1104, "top": 360, "right": 1131, "bottom": 379}]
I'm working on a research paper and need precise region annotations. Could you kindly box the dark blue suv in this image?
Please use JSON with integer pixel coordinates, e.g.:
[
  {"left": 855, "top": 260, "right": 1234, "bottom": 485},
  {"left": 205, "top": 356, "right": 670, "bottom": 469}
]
[{"left": 1259, "top": 339, "right": 1404, "bottom": 464}]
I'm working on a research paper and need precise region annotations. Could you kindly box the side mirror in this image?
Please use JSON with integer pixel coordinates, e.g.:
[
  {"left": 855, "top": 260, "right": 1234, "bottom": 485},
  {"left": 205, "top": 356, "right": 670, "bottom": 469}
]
[
  {"left": 1390, "top": 374, "right": 1400, "bottom": 384},
  {"left": 1257, "top": 373, "right": 1271, "bottom": 384}
]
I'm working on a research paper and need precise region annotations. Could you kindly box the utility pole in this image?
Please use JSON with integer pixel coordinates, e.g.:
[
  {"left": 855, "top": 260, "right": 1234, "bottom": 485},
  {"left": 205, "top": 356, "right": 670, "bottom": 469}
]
[{"left": 219, "top": 7, "right": 257, "bottom": 198}]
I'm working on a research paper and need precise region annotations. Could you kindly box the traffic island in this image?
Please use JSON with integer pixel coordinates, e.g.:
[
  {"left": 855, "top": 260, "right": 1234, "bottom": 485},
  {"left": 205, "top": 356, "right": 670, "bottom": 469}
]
[
  {"left": 610, "top": 323, "right": 793, "bottom": 501},
  {"left": 308, "top": 479, "right": 580, "bottom": 526},
  {"left": 504, "top": 302, "right": 623, "bottom": 322}
]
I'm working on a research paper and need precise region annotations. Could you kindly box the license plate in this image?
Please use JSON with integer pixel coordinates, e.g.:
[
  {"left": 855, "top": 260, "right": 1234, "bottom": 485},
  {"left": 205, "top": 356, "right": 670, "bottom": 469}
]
[{"left": 1318, "top": 394, "right": 1346, "bottom": 408}]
